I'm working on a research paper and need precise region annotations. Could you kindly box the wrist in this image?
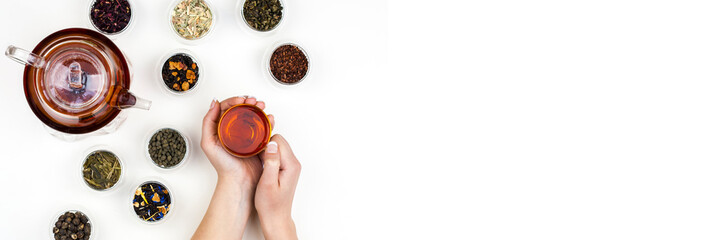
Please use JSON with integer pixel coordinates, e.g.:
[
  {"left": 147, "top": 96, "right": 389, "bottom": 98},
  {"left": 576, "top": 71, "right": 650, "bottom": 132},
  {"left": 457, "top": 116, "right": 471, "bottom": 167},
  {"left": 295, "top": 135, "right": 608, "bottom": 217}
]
[
  {"left": 218, "top": 173, "right": 256, "bottom": 193},
  {"left": 259, "top": 214, "right": 296, "bottom": 240},
  {"left": 216, "top": 175, "right": 255, "bottom": 207}
]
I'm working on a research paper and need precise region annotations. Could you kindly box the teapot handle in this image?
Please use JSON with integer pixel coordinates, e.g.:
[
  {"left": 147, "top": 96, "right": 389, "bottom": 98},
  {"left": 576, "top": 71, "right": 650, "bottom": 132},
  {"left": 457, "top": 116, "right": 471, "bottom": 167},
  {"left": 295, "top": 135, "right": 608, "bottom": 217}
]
[{"left": 6, "top": 45, "right": 46, "bottom": 68}]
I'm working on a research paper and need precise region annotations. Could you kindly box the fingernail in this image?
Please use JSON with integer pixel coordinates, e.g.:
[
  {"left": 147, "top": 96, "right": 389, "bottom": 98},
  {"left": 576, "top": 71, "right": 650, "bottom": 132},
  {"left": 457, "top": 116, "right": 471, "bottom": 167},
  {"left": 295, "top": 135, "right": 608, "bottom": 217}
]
[
  {"left": 210, "top": 98, "right": 217, "bottom": 109},
  {"left": 239, "top": 95, "right": 248, "bottom": 99},
  {"left": 266, "top": 141, "right": 278, "bottom": 153},
  {"left": 248, "top": 96, "right": 256, "bottom": 99}
]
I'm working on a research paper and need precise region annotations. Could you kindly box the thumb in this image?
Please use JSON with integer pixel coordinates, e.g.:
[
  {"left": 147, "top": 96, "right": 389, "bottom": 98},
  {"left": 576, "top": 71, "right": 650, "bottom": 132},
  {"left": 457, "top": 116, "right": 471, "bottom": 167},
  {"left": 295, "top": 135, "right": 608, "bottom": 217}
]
[
  {"left": 201, "top": 98, "right": 220, "bottom": 150},
  {"left": 259, "top": 141, "right": 280, "bottom": 187}
]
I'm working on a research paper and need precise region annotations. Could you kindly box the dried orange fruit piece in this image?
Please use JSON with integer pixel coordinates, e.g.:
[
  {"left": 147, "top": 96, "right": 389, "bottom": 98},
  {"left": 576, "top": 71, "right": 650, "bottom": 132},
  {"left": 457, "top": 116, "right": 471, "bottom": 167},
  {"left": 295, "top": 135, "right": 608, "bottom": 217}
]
[{"left": 152, "top": 193, "right": 161, "bottom": 202}]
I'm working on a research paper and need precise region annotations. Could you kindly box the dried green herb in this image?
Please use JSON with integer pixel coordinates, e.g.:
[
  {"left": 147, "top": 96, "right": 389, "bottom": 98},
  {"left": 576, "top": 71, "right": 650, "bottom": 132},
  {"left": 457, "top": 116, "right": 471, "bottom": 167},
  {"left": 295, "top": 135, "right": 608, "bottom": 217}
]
[
  {"left": 82, "top": 150, "right": 121, "bottom": 190},
  {"left": 172, "top": 0, "right": 213, "bottom": 40},
  {"left": 148, "top": 128, "right": 187, "bottom": 168},
  {"left": 243, "top": 0, "right": 283, "bottom": 31}
]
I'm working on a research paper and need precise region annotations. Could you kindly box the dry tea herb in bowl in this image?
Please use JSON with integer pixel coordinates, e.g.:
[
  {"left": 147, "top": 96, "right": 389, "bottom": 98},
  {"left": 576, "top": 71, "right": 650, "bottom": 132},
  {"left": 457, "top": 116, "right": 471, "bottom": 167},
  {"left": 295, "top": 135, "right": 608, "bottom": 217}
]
[
  {"left": 133, "top": 181, "right": 172, "bottom": 222},
  {"left": 269, "top": 44, "right": 309, "bottom": 84},
  {"left": 52, "top": 211, "right": 91, "bottom": 240},
  {"left": 89, "top": 0, "right": 132, "bottom": 35},
  {"left": 242, "top": 0, "right": 283, "bottom": 32},
  {"left": 82, "top": 150, "right": 122, "bottom": 190},
  {"left": 171, "top": 0, "right": 214, "bottom": 40},
  {"left": 148, "top": 128, "right": 188, "bottom": 169},
  {"left": 161, "top": 53, "right": 200, "bottom": 93}
]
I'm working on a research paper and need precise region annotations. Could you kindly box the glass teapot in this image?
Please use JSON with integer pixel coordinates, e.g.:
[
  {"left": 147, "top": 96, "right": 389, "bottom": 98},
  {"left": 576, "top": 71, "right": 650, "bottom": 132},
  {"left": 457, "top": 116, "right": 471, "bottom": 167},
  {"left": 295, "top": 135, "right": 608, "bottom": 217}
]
[{"left": 6, "top": 28, "right": 150, "bottom": 139}]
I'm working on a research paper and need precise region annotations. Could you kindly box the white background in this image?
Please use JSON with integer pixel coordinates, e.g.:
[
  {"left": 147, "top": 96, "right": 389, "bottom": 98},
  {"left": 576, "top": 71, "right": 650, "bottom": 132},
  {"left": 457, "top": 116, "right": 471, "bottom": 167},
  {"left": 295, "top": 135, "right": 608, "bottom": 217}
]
[{"left": 2, "top": 0, "right": 721, "bottom": 239}]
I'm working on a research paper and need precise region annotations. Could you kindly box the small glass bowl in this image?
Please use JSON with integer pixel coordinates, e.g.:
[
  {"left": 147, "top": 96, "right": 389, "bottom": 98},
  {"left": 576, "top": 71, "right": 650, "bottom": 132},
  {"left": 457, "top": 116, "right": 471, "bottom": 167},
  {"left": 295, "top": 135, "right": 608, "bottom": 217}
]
[
  {"left": 237, "top": 0, "right": 287, "bottom": 37},
  {"left": 168, "top": 0, "right": 218, "bottom": 45},
  {"left": 155, "top": 49, "right": 203, "bottom": 96},
  {"left": 79, "top": 145, "right": 125, "bottom": 193},
  {"left": 145, "top": 126, "right": 191, "bottom": 171},
  {"left": 86, "top": 0, "right": 136, "bottom": 39},
  {"left": 130, "top": 179, "right": 175, "bottom": 224},
  {"left": 50, "top": 208, "right": 96, "bottom": 240},
  {"left": 263, "top": 41, "right": 312, "bottom": 86},
  {"left": 218, "top": 104, "right": 272, "bottom": 157}
]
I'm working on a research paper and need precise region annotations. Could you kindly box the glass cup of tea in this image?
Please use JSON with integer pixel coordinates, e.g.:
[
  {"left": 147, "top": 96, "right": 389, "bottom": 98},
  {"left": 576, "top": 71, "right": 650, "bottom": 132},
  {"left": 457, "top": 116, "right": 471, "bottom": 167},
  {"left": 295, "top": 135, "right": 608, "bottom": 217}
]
[{"left": 217, "top": 104, "right": 272, "bottom": 157}]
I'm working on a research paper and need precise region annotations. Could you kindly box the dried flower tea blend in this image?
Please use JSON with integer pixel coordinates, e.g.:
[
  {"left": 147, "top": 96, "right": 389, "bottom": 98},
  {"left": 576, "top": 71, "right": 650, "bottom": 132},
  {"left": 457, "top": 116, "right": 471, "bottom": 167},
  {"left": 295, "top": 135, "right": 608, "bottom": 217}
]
[
  {"left": 242, "top": 0, "right": 283, "bottom": 32},
  {"left": 90, "top": 0, "right": 132, "bottom": 34},
  {"left": 148, "top": 128, "right": 187, "bottom": 168},
  {"left": 82, "top": 150, "right": 122, "bottom": 190},
  {"left": 270, "top": 44, "right": 309, "bottom": 84},
  {"left": 161, "top": 53, "right": 199, "bottom": 92},
  {"left": 133, "top": 182, "right": 172, "bottom": 222},
  {"left": 171, "top": 0, "right": 213, "bottom": 40},
  {"left": 53, "top": 211, "right": 91, "bottom": 240}
]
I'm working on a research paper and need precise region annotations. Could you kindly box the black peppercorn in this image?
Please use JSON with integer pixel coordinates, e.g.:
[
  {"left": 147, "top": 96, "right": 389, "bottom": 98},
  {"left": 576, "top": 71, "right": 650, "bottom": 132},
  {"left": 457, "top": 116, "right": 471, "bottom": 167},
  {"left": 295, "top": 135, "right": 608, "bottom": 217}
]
[{"left": 53, "top": 211, "right": 91, "bottom": 240}]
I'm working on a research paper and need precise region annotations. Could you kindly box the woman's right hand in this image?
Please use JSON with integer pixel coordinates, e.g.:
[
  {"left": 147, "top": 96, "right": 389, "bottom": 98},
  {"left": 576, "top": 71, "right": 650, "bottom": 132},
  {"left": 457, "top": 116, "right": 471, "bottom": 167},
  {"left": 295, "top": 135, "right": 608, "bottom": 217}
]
[{"left": 256, "top": 134, "right": 301, "bottom": 240}]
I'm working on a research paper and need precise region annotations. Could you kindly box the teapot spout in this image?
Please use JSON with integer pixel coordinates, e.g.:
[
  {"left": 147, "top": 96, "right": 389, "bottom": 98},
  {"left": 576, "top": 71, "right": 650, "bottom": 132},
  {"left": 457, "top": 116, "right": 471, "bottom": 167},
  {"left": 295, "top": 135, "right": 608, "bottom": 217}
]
[
  {"left": 116, "top": 89, "right": 151, "bottom": 110},
  {"left": 130, "top": 95, "right": 152, "bottom": 110}
]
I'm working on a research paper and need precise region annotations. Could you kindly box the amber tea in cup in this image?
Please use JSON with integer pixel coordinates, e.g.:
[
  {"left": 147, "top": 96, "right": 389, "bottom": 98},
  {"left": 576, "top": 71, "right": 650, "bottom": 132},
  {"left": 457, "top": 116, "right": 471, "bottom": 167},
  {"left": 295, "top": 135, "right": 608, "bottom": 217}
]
[{"left": 218, "top": 104, "right": 271, "bottom": 157}]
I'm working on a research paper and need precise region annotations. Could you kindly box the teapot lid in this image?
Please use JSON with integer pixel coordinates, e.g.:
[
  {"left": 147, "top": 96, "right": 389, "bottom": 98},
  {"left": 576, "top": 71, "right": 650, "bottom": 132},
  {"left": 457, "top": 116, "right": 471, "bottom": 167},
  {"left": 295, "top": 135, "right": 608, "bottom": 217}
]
[{"left": 43, "top": 46, "right": 108, "bottom": 112}]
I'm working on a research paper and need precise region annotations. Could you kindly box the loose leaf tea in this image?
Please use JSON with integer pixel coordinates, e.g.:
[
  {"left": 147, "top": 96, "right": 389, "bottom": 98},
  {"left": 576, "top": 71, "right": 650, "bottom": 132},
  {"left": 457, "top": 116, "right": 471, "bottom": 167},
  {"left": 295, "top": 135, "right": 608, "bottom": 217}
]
[
  {"left": 172, "top": 0, "right": 213, "bottom": 40},
  {"left": 162, "top": 53, "right": 199, "bottom": 92},
  {"left": 270, "top": 44, "right": 309, "bottom": 84},
  {"left": 148, "top": 128, "right": 187, "bottom": 168},
  {"left": 82, "top": 150, "right": 122, "bottom": 190},
  {"left": 53, "top": 211, "right": 91, "bottom": 240},
  {"left": 133, "top": 182, "right": 172, "bottom": 222},
  {"left": 90, "top": 0, "right": 132, "bottom": 34},
  {"left": 243, "top": 0, "right": 283, "bottom": 31}
]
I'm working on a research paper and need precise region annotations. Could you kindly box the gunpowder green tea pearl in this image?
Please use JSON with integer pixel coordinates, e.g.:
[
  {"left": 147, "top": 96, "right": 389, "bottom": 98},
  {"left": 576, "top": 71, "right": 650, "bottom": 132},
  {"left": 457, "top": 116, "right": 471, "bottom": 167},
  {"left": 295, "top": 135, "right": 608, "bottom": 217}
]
[{"left": 148, "top": 128, "right": 187, "bottom": 168}]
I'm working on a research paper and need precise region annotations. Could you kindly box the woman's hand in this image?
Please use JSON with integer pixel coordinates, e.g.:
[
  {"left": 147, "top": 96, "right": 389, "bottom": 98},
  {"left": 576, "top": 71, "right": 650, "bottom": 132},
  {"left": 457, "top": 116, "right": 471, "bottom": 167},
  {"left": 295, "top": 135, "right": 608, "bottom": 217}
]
[
  {"left": 256, "top": 134, "right": 301, "bottom": 240},
  {"left": 192, "top": 96, "right": 275, "bottom": 240},
  {"left": 201, "top": 96, "right": 275, "bottom": 190}
]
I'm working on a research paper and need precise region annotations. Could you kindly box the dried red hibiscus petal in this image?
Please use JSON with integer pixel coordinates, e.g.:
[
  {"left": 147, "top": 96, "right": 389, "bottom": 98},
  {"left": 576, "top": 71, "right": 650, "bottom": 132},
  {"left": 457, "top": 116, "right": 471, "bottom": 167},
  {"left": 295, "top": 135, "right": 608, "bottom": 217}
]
[{"left": 90, "top": 0, "right": 132, "bottom": 34}]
